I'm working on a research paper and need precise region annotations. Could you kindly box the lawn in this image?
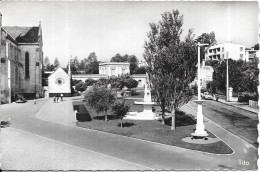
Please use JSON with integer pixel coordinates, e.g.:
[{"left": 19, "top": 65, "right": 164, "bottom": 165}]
[{"left": 74, "top": 93, "right": 233, "bottom": 154}]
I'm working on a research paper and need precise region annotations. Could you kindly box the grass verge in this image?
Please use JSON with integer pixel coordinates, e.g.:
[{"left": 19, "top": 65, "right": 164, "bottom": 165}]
[{"left": 74, "top": 99, "right": 233, "bottom": 155}]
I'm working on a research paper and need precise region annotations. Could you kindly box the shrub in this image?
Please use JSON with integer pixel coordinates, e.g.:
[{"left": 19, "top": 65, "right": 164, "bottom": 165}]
[{"left": 112, "top": 101, "right": 130, "bottom": 129}]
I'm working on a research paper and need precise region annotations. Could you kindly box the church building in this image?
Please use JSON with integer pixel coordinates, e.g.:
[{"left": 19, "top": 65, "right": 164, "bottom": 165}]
[{"left": 0, "top": 13, "right": 43, "bottom": 103}]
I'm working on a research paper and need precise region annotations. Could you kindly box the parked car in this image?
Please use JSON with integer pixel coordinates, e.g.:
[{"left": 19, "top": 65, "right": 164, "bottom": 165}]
[{"left": 201, "top": 92, "right": 213, "bottom": 100}]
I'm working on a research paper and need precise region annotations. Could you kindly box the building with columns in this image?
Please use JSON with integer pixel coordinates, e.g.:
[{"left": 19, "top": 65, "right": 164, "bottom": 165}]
[{"left": 0, "top": 13, "right": 43, "bottom": 103}]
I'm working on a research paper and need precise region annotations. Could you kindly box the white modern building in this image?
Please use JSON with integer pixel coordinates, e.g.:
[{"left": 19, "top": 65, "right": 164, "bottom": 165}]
[
  {"left": 99, "top": 62, "right": 130, "bottom": 76},
  {"left": 245, "top": 49, "right": 259, "bottom": 62},
  {"left": 205, "top": 43, "right": 245, "bottom": 61}
]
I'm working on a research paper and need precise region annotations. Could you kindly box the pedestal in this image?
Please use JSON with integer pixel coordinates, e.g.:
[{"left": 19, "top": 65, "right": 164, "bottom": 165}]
[{"left": 191, "top": 100, "right": 208, "bottom": 138}]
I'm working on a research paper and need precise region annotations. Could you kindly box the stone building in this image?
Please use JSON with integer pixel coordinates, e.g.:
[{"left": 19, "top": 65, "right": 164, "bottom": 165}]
[{"left": 0, "top": 13, "right": 43, "bottom": 103}]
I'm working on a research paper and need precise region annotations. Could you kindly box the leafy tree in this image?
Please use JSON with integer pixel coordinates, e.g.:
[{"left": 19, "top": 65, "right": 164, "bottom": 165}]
[
  {"left": 72, "top": 79, "right": 82, "bottom": 86},
  {"left": 128, "top": 55, "right": 139, "bottom": 74},
  {"left": 196, "top": 32, "right": 217, "bottom": 61},
  {"left": 88, "top": 52, "right": 98, "bottom": 63},
  {"left": 144, "top": 10, "right": 197, "bottom": 129},
  {"left": 96, "top": 78, "right": 108, "bottom": 87},
  {"left": 112, "top": 101, "right": 130, "bottom": 129},
  {"left": 125, "top": 78, "right": 138, "bottom": 92},
  {"left": 54, "top": 57, "right": 60, "bottom": 68},
  {"left": 110, "top": 53, "right": 128, "bottom": 62},
  {"left": 133, "top": 66, "right": 146, "bottom": 74},
  {"left": 75, "top": 81, "right": 87, "bottom": 92},
  {"left": 85, "top": 86, "right": 116, "bottom": 122},
  {"left": 85, "top": 61, "right": 99, "bottom": 74},
  {"left": 253, "top": 43, "right": 259, "bottom": 50},
  {"left": 85, "top": 78, "right": 96, "bottom": 86},
  {"left": 43, "top": 56, "right": 50, "bottom": 68}
]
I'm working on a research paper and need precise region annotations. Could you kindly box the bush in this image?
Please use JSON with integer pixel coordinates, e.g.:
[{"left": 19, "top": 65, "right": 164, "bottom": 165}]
[
  {"left": 238, "top": 93, "right": 258, "bottom": 103},
  {"left": 76, "top": 112, "right": 92, "bottom": 122}
]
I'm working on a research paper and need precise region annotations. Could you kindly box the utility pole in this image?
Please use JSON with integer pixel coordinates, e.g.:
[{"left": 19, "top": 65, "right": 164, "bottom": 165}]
[{"left": 226, "top": 52, "right": 229, "bottom": 102}]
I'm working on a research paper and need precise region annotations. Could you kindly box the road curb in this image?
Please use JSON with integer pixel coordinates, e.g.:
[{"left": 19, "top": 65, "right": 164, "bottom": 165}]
[{"left": 217, "top": 99, "right": 258, "bottom": 114}]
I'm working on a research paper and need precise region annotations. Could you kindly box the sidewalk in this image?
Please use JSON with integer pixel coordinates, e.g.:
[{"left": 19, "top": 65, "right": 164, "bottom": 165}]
[{"left": 217, "top": 98, "right": 258, "bottom": 114}]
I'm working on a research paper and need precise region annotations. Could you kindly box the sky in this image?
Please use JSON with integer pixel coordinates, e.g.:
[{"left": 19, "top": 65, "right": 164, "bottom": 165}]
[{"left": 0, "top": 1, "right": 258, "bottom": 67}]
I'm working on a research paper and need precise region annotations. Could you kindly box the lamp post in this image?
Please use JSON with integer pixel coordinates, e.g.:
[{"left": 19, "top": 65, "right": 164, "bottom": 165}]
[
  {"left": 191, "top": 42, "right": 209, "bottom": 138},
  {"left": 226, "top": 52, "right": 229, "bottom": 102}
]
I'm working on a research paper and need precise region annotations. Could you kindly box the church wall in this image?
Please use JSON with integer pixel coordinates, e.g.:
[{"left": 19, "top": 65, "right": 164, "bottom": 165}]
[
  {"left": 0, "top": 31, "right": 8, "bottom": 103},
  {"left": 19, "top": 45, "right": 43, "bottom": 98}
]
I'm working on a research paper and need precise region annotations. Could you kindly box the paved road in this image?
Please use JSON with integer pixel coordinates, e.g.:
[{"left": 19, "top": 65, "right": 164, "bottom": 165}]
[
  {"left": 0, "top": 97, "right": 257, "bottom": 170},
  {"left": 185, "top": 97, "right": 258, "bottom": 148}
]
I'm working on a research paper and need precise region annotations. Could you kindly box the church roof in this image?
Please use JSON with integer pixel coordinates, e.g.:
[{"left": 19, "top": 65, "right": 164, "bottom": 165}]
[{"left": 2, "top": 26, "right": 40, "bottom": 43}]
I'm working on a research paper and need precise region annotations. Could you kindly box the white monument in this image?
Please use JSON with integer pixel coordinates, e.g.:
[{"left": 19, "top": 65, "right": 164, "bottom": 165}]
[{"left": 124, "top": 75, "right": 157, "bottom": 120}]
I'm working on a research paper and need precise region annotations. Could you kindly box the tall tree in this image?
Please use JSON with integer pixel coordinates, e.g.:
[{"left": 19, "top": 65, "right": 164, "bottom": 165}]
[
  {"left": 128, "top": 55, "right": 139, "bottom": 74},
  {"left": 144, "top": 10, "right": 197, "bottom": 129},
  {"left": 88, "top": 52, "right": 98, "bottom": 63},
  {"left": 54, "top": 57, "right": 60, "bottom": 68}
]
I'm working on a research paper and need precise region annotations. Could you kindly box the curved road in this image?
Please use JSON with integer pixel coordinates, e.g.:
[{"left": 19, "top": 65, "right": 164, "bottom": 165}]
[
  {"left": 186, "top": 98, "right": 258, "bottom": 147},
  {"left": 0, "top": 97, "right": 258, "bottom": 170}
]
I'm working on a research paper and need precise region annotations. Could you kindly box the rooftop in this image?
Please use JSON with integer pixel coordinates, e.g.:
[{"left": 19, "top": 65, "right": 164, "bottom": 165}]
[{"left": 2, "top": 26, "right": 40, "bottom": 44}]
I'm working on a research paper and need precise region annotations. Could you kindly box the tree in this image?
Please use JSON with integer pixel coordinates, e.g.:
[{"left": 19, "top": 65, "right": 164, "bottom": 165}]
[
  {"left": 144, "top": 10, "right": 197, "bottom": 129},
  {"left": 133, "top": 66, "right": 146, "bottom": 74},
  {"left": 112, "top": 101, "right": 130, "bottom": 129},
  {"left": 253, "top": 43, "right": 259, "bottom": 50},
  {"left": 88, "top": 52, "right": 98, "bottom": 63},
  {"left": 75, "top": 81, "right": 87, "bottom": 92},
  {"left": 128, "top": 55, "right": 139, "bottom": 74},
  {"left": 54, "top": 57, "right": 60, "bottom": 68},
  {"left": 43, "top": 56, "right": 50, "bottom": 68},
  {"left": 85, "top": 61, "right": 99, "bottom": 74},
  {"left": 196, "top": 32, "right": 217, "bottom": 61},
  {"left": 85, "top": 78, "right": 96, "bottom": 86},
  {"left": 125, "top": 78, "right": 138, "bottom": 92},
  {"left": 110, "top": 53, "right": 127, "bottom": 62},
  {"left": 85, "top": 86, "right": 116, "bottom": 122}
]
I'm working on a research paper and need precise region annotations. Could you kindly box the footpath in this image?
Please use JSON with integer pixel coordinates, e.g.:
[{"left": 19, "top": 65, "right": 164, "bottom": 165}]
[{"left": 217, "top": 98, "right": 258, "bottom": 114}]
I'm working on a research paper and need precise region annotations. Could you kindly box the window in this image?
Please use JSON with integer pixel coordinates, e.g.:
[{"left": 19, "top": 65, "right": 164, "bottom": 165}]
[
  {"left": 122, "top": 68, "right": 125, "bottom": 74},
  {"left": 222, "top": 47, "right": 224, "bottom": 52},
  {"left": 240, "top": 54, "right": 243, "bottom": 58},
  {"left": 111, "top": 68, "right": 116, "bottom": 76},
  {"left": 25, "top": 52, "right": 30, "bottom": 78}
]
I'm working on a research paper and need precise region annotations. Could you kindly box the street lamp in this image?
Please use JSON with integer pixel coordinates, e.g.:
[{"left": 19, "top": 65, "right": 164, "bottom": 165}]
[
  {"left": 191, "top": 42, "right": 209, "bottom": 138},
  {"left": 226, "top": 52, "right": 229, "bottom": 102}
]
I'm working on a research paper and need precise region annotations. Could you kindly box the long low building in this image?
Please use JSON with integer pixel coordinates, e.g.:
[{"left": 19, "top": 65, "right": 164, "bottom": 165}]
[{"left": 72, "top": 74, "right": 108, "bottom": 81}]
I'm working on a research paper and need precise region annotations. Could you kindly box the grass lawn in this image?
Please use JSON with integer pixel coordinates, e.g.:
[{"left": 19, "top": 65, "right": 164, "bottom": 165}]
[{"left": 74, "top": 93, "right": 233, "bottom": 154}]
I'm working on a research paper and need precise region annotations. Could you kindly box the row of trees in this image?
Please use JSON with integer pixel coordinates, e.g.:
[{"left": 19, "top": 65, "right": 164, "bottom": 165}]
[
  {"left": 206, "top": 57, "right": 258, "bottom": 94},
  {"left": 110, "top": 54, "right": 146, "bottom": 74},
  {"left": 43, "top": 52, "right": 146, "bottom": 75},
  {"left": 74, "top": 74, "right": 138, "bottom": 93},
  {"left": 43, "top": 57, "right": 60, "bottom": 71}
]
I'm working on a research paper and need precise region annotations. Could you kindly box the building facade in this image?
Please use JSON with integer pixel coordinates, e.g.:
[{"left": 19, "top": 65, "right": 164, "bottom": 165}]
[
  {"left": 0, "top": 13, "right": 43, "bottom": 103},
  {"left": 205, "top": 43, "right": 245, "bottom": 61},
  {"left": 99, "top": 62, "right": 130, "bottom": 76},
  {"left": 48, "top": 67, "right": 71, "bottom": 97},
  {"left": 245, "top": 49, "right": 259, "bottom": 62}
]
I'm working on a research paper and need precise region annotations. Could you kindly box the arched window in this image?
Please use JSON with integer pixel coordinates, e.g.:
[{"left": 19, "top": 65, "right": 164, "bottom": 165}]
[{"left": 25, "top": 52, "right": 29, "bottom": 78}]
